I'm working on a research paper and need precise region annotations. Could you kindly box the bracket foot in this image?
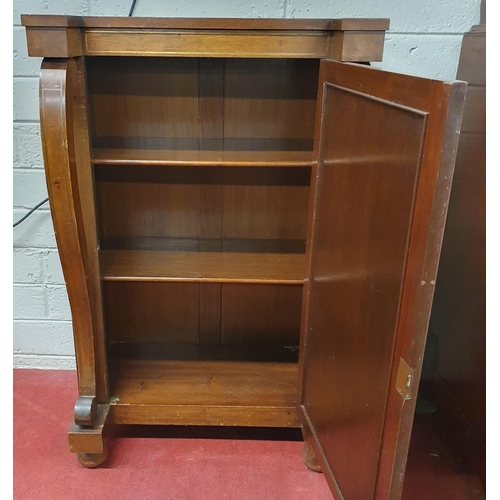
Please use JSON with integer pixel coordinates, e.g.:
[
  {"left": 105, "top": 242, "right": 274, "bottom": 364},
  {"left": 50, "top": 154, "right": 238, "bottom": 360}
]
[
  {"left": 77, "top": 450, "right": 108, "bottom": 468},
  {"left": 69, "top": 404, "right": 111, "bottom": 468}
]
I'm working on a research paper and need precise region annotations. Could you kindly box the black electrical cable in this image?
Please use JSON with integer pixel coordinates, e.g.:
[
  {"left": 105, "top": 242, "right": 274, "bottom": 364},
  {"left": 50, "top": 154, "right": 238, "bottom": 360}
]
[
  {"left": 128, "top": 0, "right": 137, "bottom": 16},
  {"left": 13, "top": 198, "right": 49, "bottom": 228}
]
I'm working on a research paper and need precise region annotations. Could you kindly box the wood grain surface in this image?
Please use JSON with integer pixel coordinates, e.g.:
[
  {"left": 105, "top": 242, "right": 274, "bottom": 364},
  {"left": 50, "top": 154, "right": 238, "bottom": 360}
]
[
  {"left": 92, "top": 148, "right": 312, "bottom": 167},
  {"left": 21, "top": 15, "right": 389, "bottom": 31},
  {"left": 39, "top": 59, "right": 109, "bottom": 424},
  {"left": 108, "top": 358, "right": 300, "bottom": 427},
  {"left": 22, "top": 16, "right": 389, "bottom": 61},
  {"left": 100, "top": 250, "right": 305, "bottom": 284},
  {"left": 25, "top": 19, "right": 470, "bottom": 491},
  {"left": 221, "top": 284, "right": 302, "bottom": 345},
  {"left": 299, "top": 60, "right": 465, "bottom": 499}
]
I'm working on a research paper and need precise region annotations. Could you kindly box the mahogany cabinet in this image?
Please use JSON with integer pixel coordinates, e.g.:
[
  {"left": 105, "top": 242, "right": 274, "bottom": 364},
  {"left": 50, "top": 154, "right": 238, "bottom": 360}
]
[
  {"left": 22, "top": 16, "right": 466, "bottom": 499},
  {"left": 429, "top": 19, "right": 486, "bottom": 486}
]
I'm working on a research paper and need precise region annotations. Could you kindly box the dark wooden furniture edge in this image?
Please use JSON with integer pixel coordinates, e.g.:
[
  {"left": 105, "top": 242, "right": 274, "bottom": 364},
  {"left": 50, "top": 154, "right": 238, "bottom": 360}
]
[
  {"left": 21, "top": 15, "right": 389, "bottom": 61},
  {"left": 21, "top": 15, "right": 389, "bottom": 31},
  {"left": 429, "top": 17, "right": 486, "bottom": 489},
  {"left": 376, "top": 80, "right": 467, "bottom": 500}
]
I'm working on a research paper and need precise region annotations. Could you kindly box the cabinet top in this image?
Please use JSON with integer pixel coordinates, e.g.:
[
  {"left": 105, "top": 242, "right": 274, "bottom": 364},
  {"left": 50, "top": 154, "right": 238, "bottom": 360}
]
[
  {"left": 21, "top": 15, "right": 389, "bottom": 61},
  {"left": 21, "top": 15, "right": 389, "bottom": 31}
]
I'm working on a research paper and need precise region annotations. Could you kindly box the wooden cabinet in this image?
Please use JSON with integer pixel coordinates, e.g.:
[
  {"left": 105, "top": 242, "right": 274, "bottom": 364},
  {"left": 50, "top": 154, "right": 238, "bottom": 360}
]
[
  {"left": 429, "top": 20, "right": 486, "bottom": 486},
  {"left": 22, "top": 16, "right": 466, "bottom": 499}
]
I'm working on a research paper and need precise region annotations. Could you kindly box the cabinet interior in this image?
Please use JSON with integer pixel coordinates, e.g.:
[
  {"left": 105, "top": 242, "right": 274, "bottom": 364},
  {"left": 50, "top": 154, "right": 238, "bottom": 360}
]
[{"left": 88, "top": 56, "right": 319, "bottom": 420}]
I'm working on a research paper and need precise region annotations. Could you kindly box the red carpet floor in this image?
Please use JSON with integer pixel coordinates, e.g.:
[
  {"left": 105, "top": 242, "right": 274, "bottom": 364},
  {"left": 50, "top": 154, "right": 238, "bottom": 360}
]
[{"left": 14, "top": 369, "right": 485, "bottom": 500}]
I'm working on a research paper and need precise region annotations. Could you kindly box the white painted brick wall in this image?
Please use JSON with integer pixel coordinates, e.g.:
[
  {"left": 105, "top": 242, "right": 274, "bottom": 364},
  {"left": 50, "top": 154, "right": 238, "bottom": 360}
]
[
  {"left": 13, "top": 78, "right": 39, "bottom": 121},
  {"left": 13, "top": 0, "right": 88, "bottom": 25},
  {"left": 13, "top": 124, "right": 44, "bottom": 169},
  {"left": 13, "top": 0, "right": 481, "bottom": 369},
  {"left": 13, "top": 249, "right": 44, "bottom": 284},
  {"left": 13, "top": 169, "right": 48, "bottom": 206},
  {"left": 13, "top": 285, "right": 47, "bottom": 319}
]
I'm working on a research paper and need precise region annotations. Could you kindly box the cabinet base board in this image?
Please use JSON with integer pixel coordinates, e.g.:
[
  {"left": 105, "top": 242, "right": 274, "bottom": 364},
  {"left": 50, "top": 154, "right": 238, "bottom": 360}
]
[{"left": 109, "top": 404, "right": 300, "bottom": 427}]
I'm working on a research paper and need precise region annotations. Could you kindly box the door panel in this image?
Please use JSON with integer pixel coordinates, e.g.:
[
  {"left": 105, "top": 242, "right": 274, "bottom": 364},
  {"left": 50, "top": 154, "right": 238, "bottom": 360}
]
[
  {"left": 300, "top": 60, "right": 466, "bottom": 500},
  {"left": 304, "top": 86, "right": 426, "bottom": 499}
]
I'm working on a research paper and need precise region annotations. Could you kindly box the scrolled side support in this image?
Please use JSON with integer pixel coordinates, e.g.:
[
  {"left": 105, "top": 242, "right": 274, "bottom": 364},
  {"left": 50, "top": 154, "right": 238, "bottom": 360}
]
[
  {"left": 39, "top": 58, "right": 106, "bottom": 427},
  {"left": 74, "top": 396, "right": 98, "bottom": 427}
]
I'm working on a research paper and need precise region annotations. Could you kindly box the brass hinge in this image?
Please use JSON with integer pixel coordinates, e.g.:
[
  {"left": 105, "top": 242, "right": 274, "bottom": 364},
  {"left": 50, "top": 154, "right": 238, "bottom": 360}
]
[{"left": 396, "top": 357, "right": 414, "bottom": 400}]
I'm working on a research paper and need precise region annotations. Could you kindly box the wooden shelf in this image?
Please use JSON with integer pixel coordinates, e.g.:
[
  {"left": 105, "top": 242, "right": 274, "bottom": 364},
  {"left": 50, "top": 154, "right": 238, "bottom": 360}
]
[
  {"left": 109, "top": 358, "right": 300, "bottom": 427},
  {"left": 100, "top": 249, "right": 305, "bottom": 284},
  {"left": 92, "top": 148, "right": 313, "bottom": 168}
]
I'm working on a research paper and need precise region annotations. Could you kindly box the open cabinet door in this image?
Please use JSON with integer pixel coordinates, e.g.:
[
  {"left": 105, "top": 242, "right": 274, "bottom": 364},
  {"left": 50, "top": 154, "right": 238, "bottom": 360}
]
[{"left": 299, "top": 60, "right": 466, "bottom": 500}]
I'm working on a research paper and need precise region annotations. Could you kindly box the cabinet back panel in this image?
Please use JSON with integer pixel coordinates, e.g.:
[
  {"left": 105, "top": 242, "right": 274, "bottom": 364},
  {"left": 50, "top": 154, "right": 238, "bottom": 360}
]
[
  {"left": 88, "top": 57, "right": 199, "bottom": 147},
  {"left": 223, "top": 184, "right": 309, "bottom": 240},
  {"left": 87, "top": 57, "right": 318, "bottom": 151},
  {"left": 96, "top": 181, "right": 220, "bottom": 240},
  {"left": 223, "top": 59, "right": 318, "bottom": 148},
  {"left": 95, "top": 166, "right": 310, "bottom": 244},
  {"left": 104, "top": 281, "right": 301, "bottom": 355},
  {"left": 104, "top": 281, "right": 200, "bottom": 344},
  {"left": 221, "top": 284, "right": 302, "bottom": 346}
]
